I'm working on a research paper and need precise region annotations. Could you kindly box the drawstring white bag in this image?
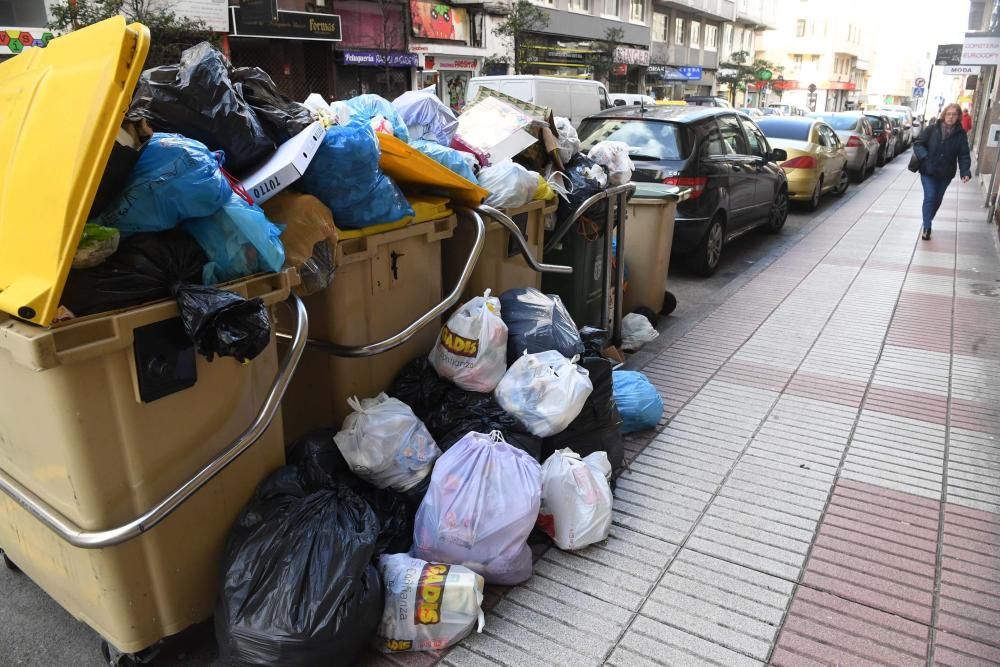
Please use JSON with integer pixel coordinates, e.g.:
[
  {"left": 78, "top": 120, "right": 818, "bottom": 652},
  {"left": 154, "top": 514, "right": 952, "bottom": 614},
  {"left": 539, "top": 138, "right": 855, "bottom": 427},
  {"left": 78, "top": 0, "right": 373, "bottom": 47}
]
[
  {"left": 334, "top": 393, "right": 441, "bottom": 492},
  {"left": 621, "top": 312, "right": 659, "bottom": 352},
  {"left": 554, "top": 117, "right": 581, "bottom": 163},
  {"left": 537, "top": 449, "right": 613, "bottom": 550},
  {"left": 376, "top": 553, "right": 485, "bottom": 653},
  {"left": 429, "top": 290, "right": 508, "bottom": 392},
  {"left": 588, "top": 141, "right": 634, "bottom": 186},
  {"left": 412, "top": 431, "right": 542, "bottom": 585},
  {"left": 494, "top": 350, "right": 593, "bottom": 438},
  {"left": 479, "top": 160, "right": 540, "bottom": 209}
]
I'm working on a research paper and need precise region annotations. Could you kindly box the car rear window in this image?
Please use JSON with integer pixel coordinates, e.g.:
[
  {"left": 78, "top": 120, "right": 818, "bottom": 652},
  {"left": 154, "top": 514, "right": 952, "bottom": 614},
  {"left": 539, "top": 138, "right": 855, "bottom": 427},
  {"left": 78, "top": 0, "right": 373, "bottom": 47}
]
[
  {"left": 755, "top": 118, "right": 811, "bottom": 141},
  {"left": 577, "top": 118, "right": 688, "bottom": 160},
  {"left": 810, "top": 115, "right": 860, "bottom": 130},
  {"left": 865, "top": 116, "right": 884, "bottom": 130}
]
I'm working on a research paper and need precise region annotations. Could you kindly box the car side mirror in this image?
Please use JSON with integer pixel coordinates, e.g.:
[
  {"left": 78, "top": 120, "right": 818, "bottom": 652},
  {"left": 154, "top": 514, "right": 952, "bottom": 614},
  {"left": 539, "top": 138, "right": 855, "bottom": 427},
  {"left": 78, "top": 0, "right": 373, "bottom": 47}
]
[{"left": 771, "top": 148, "right": 787, "bottom": 162}]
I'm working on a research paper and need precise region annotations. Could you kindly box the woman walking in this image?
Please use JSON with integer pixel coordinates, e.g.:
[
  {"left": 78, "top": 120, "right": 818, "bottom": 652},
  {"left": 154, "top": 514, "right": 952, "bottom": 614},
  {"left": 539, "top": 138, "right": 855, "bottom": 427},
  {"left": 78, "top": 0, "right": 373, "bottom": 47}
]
[{"left": 913, "top": 103, "right": 971, "bottom": 240}]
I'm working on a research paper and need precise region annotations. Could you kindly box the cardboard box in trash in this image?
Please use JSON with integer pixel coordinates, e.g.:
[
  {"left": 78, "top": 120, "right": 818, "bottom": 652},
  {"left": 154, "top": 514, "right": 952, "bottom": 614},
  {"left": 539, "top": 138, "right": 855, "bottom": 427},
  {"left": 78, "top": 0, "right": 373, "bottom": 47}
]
[
  {"left": 242, "top": 121, "right": 326, "bottom": 204},
  {"left": 456, "top": 88, "right": 564, "bottom": 172}
]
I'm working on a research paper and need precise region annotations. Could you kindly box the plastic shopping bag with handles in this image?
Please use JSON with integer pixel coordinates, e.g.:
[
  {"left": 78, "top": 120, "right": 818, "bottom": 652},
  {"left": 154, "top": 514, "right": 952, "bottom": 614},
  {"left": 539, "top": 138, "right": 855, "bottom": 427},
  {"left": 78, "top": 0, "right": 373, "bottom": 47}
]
[{"left": 429, "top": 290, "right": 508, "bottom": 393}]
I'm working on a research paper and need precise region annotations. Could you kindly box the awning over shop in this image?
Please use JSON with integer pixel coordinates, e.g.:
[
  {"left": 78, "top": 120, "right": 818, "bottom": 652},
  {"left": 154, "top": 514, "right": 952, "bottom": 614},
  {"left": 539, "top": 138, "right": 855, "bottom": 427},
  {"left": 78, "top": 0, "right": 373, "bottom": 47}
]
[{"left": 647, "top": 65, "right": 689, "bottom": 81}]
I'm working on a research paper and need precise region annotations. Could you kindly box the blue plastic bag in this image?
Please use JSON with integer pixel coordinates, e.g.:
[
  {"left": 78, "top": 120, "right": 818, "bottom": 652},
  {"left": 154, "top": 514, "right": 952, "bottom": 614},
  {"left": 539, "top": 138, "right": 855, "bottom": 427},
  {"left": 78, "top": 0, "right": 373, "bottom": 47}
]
[
  {"left": 182, "top": 192, "right": 285, "bottom": 284},
  {"left": 344, "top": 94, "right": 409, "bottom": 143},
  {"left": 296, "top": 124, "right": 414, "bottom": 229},
  {"left": 612, "top": 371, "right": 663, "bottom": 433},
  {"left": 95, "top": 134, "right": 231, "bottom": 235},
  {"left": 411, "top": 139, "right": 478, "bottom": 183}
]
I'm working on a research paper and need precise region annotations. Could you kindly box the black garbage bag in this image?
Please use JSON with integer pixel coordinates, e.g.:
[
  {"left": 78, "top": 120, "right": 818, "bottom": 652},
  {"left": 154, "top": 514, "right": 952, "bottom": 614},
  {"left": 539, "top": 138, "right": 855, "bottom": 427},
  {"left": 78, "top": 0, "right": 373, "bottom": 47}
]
[
  {"left": 389, "top": 358, "right": 543, "bottom": 461},
  {"left": 216, "top": 465, "right": 383, "bottom": 666},
  {"left": 287, "top": 429, "right": 414, "bottom": 555},
  {"left": 127, "top": 42, "right": 275, "bottom": 173},
  {"left": 61, "top": 230, "right": 207, "bottom": 316},
  {"left": 557, "top": 154, "right": 608, "bottom": 227},
  {"left": 174, "top": 285, "right": 271, "bottom": 363},
  {"left": 231, "top": 67, "right": 315, "bottom": 144},
  {"left": 500, "top": 287, "right": 585, "bottom": 364}
]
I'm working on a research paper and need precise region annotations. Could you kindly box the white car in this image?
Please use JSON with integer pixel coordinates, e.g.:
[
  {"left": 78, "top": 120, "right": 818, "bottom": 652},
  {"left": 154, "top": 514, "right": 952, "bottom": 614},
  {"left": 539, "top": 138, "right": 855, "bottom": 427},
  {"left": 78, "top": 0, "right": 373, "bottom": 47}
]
[{"left": 610, "top": 93, "right": 657, "bottom": 108}]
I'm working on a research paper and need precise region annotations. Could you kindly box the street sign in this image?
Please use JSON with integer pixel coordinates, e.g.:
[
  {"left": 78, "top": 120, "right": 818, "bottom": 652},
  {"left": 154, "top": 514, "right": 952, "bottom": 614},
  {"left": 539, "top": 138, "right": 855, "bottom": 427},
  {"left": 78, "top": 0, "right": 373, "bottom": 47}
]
[
  {"left": 807, "top": 83, "right": 817, "bottom": 93},
  {"left": 914, "top": 77, "right": 926, "bottom": 87},
  {"left": 935, "top": 43, "right": 963, "bottom": 66},
  {"left": 913, "top": 86, "right": 926, "bottom": 98}
]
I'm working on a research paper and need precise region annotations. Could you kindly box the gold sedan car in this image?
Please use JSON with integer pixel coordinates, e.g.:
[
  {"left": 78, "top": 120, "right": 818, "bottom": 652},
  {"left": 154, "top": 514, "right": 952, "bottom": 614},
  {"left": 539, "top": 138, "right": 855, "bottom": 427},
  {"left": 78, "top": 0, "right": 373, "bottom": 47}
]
[{"left": 755, "top": 117, "right": 850, "bottom": 211}]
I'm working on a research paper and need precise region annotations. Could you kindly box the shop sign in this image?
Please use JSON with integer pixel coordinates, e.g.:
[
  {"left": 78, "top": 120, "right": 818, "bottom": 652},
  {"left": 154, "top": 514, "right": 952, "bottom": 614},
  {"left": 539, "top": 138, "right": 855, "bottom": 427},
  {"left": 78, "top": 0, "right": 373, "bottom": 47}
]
[
  {"left": 239, "top": 0, "right": 278, "bottom": 23},
  {"left": 230, "top": 7, "right": 342, "bottom": 41},
  {"left": 961, "top": 33, "right": 1000, "bottom": 65},
  {"left": 613, "top": 46, "right": 650, "bottom": 66},
  {"left": 343, "top": 50, "right": 419, "bottom": 67},
  {"left": 0, "top": 28, "right": 53, "bottom": 55},
  {"left": 613, "top": 63, "right": 628, "bottom": 76},
  {"left": 410, "top": 0, "right": 469, "bottom": 41},
  {"left": 935, "top": 43, "right": 963, "bottom": 66},
  {"left": 433, "top": 57, "right": 479, "bottom": 70},
  {"left": 175, "top": 0, "right": 230, "bottom": 32},
  {"left": 677, "top": 66, "right": 702, "bottom": 80},
  {"left": 943, "top": 65, "right": 981, "bottom": 76}
]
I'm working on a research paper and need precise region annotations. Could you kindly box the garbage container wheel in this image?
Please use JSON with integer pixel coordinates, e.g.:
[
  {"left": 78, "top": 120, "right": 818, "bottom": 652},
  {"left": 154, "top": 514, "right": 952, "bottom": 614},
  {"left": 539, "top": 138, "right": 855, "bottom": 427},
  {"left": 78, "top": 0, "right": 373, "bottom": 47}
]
[
  {"left": 661, "top": 291, "right": 678, "bottom": 316},
  {"left": 100, "top": 640, "right": 159, "bottom": 667},
  {"left": 1, "top": 550, "right": 19, "bottom": 572}
]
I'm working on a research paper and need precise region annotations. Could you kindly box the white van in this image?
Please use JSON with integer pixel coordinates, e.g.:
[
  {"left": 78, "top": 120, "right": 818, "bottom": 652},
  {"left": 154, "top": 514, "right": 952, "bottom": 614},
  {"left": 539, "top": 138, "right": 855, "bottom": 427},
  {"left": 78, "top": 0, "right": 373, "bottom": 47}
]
[
  {"left": 610, "top": 93, "right": 657, "bottom": 108},
  {"left": 465, "top": 75, "right": 611, "bottom": 126}
]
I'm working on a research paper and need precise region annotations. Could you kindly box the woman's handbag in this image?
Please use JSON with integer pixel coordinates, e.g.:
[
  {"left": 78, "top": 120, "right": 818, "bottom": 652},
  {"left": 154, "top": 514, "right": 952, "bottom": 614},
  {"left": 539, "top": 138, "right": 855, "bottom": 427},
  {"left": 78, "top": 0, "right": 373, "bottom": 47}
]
[{"left": 908, "top": 152, "right": 922, "bottom": 173}]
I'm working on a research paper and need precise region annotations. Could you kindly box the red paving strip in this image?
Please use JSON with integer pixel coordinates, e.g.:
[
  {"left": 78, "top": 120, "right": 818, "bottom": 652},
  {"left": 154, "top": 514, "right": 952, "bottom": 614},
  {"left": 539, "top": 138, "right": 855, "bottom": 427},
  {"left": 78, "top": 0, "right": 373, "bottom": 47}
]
[
  {"left": 949, "top": 399, "right": 1000, "bottom": 434},
  {"left": 885, "top": 293, "right": 954, "bottom": 355},
  {"left": 938, "top": 504, "right": 1000, "bottom": 651},
  {"left": 864, "top": 385, "right": 950, "bottom": 425},
  {"left": 784, "top": 372, "right": 867, "bottom": 409},
  {"left": 933, "top": 633, "right": 1000, "bottom": 667}
]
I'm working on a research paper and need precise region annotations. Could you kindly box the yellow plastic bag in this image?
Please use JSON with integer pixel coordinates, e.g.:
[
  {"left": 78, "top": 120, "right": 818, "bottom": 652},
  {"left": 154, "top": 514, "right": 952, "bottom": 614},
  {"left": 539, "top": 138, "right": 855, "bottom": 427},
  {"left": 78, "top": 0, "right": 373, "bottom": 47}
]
[
  {"left": 533, "top": 174, "right": 556, "bottom": 201},
  {"left": 262, "top": 192, "right": 338, "bottom": 295}
]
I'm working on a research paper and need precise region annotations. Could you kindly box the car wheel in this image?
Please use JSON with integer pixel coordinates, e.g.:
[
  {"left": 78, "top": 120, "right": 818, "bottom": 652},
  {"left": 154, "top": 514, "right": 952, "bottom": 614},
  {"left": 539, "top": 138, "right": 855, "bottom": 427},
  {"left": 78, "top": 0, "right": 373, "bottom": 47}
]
[
  {"left": 765, "top": 187, "right": 789, "bottom": 233},
  {"left": 806, "top": 176, "right": 823, "bottom": 211},
  {"left": 694, "top": 214, "right": 724, "bottom": 276},
  {"left": 834, "top": 168, "right": 850, "bottom": 196}
]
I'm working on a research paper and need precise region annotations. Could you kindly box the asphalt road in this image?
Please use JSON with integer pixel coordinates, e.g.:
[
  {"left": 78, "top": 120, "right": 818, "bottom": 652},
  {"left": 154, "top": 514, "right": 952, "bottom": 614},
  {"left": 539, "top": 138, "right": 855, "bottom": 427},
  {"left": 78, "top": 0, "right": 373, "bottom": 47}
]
[{"left": 0, "top": 157, "right": 898, "bottom": 666}]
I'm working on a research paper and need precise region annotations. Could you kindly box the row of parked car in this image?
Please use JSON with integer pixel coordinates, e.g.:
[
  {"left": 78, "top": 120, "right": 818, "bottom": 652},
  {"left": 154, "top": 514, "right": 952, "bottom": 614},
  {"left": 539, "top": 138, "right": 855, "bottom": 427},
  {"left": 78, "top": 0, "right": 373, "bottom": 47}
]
[{"left": 576, "top": 104, "right": 915, "bottom": 275}]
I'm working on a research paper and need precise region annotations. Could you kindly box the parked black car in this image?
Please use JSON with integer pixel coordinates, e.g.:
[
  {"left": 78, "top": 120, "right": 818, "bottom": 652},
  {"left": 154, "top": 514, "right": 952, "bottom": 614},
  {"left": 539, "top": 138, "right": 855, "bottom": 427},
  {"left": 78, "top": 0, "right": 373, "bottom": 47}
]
[{"left": 577, "top": 106, "right": 789, "bottom": 276}]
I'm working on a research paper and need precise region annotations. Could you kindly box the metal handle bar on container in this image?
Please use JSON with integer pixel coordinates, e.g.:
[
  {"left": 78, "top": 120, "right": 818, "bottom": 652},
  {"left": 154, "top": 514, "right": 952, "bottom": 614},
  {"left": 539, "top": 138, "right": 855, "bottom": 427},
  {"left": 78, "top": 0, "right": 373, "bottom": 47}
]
[
  {"left": 282, "top": 205, "right": 487, "bottom": 358},
  {"left": 474, "top": 205, "right": 572, "bottom": 275},
  {"left": 0, "top": 294, "right": 309, "bottom": 549},
  {"left": 543, "top": 182, "right": 637, "bottom": 254}
]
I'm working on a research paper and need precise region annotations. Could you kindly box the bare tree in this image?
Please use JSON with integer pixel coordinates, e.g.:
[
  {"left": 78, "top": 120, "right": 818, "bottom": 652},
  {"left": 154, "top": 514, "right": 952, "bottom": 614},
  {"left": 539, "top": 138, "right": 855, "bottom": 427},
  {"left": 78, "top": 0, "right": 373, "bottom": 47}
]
[{"left": 493, "top": 0, "right": 549, "bottom": 75}]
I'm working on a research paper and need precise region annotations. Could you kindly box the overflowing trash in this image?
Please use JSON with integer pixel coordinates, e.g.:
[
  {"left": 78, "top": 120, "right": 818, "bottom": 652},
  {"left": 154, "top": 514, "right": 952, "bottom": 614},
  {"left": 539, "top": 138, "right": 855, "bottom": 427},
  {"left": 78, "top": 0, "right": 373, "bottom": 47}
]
[
  {"left": 500, "top": 288, "right": 585, "bottom": 362},
  {"left": 343, "top": 93, "right": 410, "bottom": 143},
  {"left": 479, "top": 160, "right": 540, "bottom": 209},
  {"left": 613, "top": 371, "right": 664, "bottom": 433},
  {"left": 261, "top": 191, "right": 337, "bottom": 296},
  {"left": 429, "top": 291, "right": 508, "bottom": 393},
  {"left": 495, "top": 350, "right": 593, "bottom": 438},
  {"left": 588, "top": 141, "right": 635, "bottom": 187},
  {"left": 621, "top": 312, "right": 660, "bottom": 351},
  {"left": 376, "top": 554, "right": 485, "bottom": 653},
  {"left": 538, "top": 449, "right": 613, "bottom": 550},
  {"left": 393, "top": 86, "right": 459, "bottom": 146},
  {"left": 174, "top": 285, "right": 271, "bottom": 362},
  {"left": 554, "top": 117, "right": 581, "bottom": 164},
  {"left": 411, "top": 139, "right": 479, "bottom": 183}
]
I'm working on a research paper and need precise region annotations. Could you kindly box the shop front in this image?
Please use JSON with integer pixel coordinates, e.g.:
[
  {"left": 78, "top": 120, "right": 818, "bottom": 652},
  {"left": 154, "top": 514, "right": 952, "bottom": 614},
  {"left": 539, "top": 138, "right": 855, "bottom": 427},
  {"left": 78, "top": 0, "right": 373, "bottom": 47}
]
[
  {"left": 647, "top": 65, "right": 704, "bottom": 100},
  {"left": 333, "top": 0, "right": 413, "bottom": 99},
  {"left": 338, "top": 50, "right": 419, "bottom": 100},
  {"left": 522, "top": 38, "right": 605, "bottom": 79},
  {"left": 408, "top": 0, "right": 486, "bottom": 112},
  {"left": 415, "top": 53, "right": 481, "bottom": 112},
  {"left": 612, "top": 46, "right": 650, "bottom": 94}
]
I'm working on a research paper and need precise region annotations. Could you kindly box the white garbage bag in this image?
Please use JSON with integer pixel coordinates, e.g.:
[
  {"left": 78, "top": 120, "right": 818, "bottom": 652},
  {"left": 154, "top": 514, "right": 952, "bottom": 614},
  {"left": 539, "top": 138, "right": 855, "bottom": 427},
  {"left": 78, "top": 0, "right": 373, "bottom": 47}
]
[
  {"left": 412, "top": 431, "right": 542, "bottom": 585},
  {"left": 429, "top": 290, "right": 508, "bottom": 393},
  {"left": 392, "top": 86, "right": 459, "bottom": 145},
  {"left": 494, "top": 350, "right": 593, "bottom": 438},
  {"left": 583, "top": 163, "right": 608, "bottom": 188},
  {"left": 621, "top": 312, "right": 659, "bottom": 351},
  {"left": 376, "top": 553, "right": 485, "bottom": 653},
  {"left": 587, "top": 141, "right": 634, "bottom": 186},
  {"left": 554, "top": 117, "right": 581, "bottom": 163},
  {"left": 537, "top": 449, "right": 613, "bottom": 550},
  {"left": 479, "top": 160, "right": 540, "bottom": 209},
  {"left": 334, "top": 393, "right": 441, "bottom": 492}
]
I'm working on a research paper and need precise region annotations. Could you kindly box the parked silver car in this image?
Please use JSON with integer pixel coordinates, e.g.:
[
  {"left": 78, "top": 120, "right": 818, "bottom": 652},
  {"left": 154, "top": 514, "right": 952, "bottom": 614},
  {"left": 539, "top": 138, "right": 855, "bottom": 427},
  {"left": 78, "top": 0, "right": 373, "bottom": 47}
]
[
  {"left": 807, "top": 112, "right": 880, "bottom": 180},
  {"left": 880, "top": 109, "right": 913, "bottom": 151}
]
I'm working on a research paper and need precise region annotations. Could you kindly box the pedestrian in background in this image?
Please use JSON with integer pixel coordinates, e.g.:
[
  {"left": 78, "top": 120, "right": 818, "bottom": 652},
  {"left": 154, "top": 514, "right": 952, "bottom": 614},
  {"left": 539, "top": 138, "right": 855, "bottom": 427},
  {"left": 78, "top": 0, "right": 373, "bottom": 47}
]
[
  {"left": 962, "top": 108, "right": 973, "bottom": 132},
  {"left": 912, "top": 103, "right": 971, "bottom": 240}
]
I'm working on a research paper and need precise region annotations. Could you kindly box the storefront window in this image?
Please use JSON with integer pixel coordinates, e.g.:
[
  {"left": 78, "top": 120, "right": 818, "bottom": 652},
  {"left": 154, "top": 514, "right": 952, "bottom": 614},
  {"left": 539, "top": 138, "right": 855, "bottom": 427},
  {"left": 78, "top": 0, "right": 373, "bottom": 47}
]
[{"left": 630, "top": 0, "right": 645, "bottom": 22}]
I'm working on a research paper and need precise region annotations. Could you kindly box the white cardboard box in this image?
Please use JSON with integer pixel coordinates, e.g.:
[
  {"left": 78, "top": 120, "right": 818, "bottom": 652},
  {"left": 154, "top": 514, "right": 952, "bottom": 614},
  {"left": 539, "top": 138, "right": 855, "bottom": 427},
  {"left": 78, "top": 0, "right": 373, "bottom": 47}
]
[{"left": 242, "top": 121, "right": 326, "bottom": 204}]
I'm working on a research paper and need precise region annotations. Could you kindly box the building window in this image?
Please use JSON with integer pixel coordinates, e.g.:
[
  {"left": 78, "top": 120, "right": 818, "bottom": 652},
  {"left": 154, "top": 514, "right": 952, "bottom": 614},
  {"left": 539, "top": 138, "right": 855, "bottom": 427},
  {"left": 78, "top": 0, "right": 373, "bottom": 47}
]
[
  {"left": 630, "top": 0, "right": 645, "bottom": 22},
  {"left": 742, "top": 29, "right": 751, "bottom": 51},
  {"left": 690, "top": 20, "right": 700, "bottom": 48},
  {"left": 704, "top": 24, "right": 718, "bottom": 51},
  {"left": 653, "top": 12, "right": 668, "bottom": 41},
  {"left": 796, "top": 19, "right": 806, "bottom": 37},
  {"left": 569, "top": 0, "right": 590, "bottom": 12},
  {"left": 675, "top": 17, "right": 685, "bottom": 45},
  {"left": 723, "top": 23, "right": 733, "bottom": 52},
  {"left": 603, "top": 0, "right": 619, "bottom": 16}
]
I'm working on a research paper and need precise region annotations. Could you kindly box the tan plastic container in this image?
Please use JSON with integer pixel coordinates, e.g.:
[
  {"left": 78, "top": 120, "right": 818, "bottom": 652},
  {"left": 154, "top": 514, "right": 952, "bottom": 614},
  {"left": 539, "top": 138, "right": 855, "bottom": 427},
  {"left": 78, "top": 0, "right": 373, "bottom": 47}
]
[
  {"left": 0, "top": 272, "right": 292, "bottom": 654},
  {"left": 281, "top": 216, "right": 458, "bottom": 440},
  {"left": 623, "top": 188, "right": 680, "bottom": 315},
  {"left": 443, "top": 200, "right": 554, "bottom": 302}
]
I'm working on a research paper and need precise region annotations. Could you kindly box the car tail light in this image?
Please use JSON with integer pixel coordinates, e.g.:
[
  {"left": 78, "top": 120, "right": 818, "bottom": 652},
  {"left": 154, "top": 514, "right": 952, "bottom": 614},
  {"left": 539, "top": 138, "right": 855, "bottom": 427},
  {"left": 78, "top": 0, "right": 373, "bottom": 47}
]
[
  {"left": 663, "top": 176, "right": 708, "bottom": 199},
  {"left": 780, "top": 155, "right": 817, "bottom": 169},
  {"left": 847, "top": 136, "right": 862, "bottom": 147}
]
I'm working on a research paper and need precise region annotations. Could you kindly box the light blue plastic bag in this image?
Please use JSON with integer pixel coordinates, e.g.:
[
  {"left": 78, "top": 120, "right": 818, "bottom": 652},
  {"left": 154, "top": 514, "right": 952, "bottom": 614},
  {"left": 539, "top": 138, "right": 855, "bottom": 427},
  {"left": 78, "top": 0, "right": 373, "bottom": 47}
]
[
  {"left": 344, "top": 94, "right": 409, "bottom": 143},
  {"left": 612, "top": 371, "right": 664, "bottom": 433},
  {"left": 411, "top": 139, "right": 478, "bottom": 183},
  {"left": 182, "top": 192, "right": 285, "bottom": 284},
  {"left": 296, "top": 124, "right": 414, "bottom": 229},
  {"left": 95, "top": 133, "right": 231, "bottom": 235}
]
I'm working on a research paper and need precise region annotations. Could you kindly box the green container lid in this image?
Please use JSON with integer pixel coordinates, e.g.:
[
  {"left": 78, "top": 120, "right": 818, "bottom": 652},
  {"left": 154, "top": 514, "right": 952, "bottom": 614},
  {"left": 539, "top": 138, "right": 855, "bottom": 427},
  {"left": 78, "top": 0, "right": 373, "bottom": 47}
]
[{"left": 631, "top": 183, "right": 686, "bottom": 200}]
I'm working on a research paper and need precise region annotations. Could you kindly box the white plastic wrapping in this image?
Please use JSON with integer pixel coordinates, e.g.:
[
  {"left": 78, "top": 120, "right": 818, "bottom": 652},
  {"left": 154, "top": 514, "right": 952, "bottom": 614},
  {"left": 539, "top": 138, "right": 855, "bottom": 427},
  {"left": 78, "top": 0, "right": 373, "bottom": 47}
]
[
  {"left": 587, "top": 141, "right": 634, "bottom": 186},
  {"left": 429, "top": 290, "right": 509, "bottom": 393},
  {"left": 376, "top": 554, "right": 485, "bottom": 653},
  {"left": 621, "top": 313, "right": 659, "bottom": 352},
  {"left": 495, "top": 350, "right": 594, "bottom": 438},
  {"left": 554, "top": 116, "right": 581, "bottom": 163},
  {"left": 538, "top": 449, "right": 613, "bottom": 550},
  {"left": 412, "top": 431, "right": 542, "bottom": 585},
  {"left": 479, "top": 160, "right": 540, "bottom": 209},
  {"left": 334, "top": 393, "right": 441, "bottom": 492},
  {"left": 392, "top": 86, "right": 459, "bottom": 145}
]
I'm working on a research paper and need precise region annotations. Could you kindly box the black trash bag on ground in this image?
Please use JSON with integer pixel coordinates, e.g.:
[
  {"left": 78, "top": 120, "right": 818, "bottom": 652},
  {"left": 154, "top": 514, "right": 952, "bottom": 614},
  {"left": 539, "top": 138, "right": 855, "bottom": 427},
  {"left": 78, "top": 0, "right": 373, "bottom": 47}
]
[
  {"left": 60, "top": 230, "right": 207, "bottom": 316},
  {"left": 557, "top": 154, "right": 608, "bottom": 227},
  {"left": 288, "top": 429, "right": 414, "bottom": 555},
  {"left": 174, "top": 285, "right": 271, "bottom": 363},
  {"left": 579, "top": 325, "right": 610, "bottom": 356},
  {"left": 389, "top": 358, "right": 543, "bottom": 461},
  {"left": 500, "top": 288, "right": 585, "bottom": 364},
  {"left": 216, "top": 465, "right": 383, "bottom": 666},
  {"left": 231, "top": 67, "right": 314, "bottom": 144},
  {"left": 127, "top": 42, "right": 275, "bottom": 174}
]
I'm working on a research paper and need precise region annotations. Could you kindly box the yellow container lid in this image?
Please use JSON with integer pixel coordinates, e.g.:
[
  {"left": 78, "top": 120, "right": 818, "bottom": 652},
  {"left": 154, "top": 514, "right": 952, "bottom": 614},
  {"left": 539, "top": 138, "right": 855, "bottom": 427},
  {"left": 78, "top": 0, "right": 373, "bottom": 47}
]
[
  {"left": 0, "top": 17, "right": 150, "bottom": 326},
  {"left": 377, "top": 133, "right": 489, "bottom": 207},
  {"left": 337, "top": 195, "right": 452, "bottom": 239}
]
